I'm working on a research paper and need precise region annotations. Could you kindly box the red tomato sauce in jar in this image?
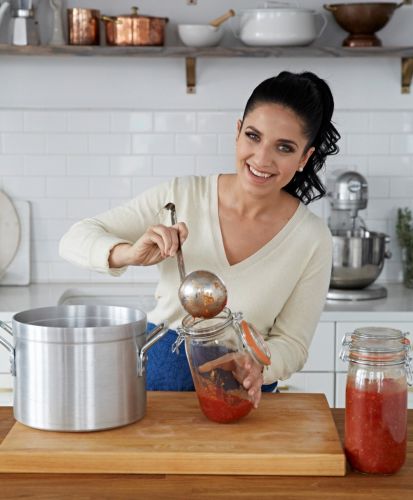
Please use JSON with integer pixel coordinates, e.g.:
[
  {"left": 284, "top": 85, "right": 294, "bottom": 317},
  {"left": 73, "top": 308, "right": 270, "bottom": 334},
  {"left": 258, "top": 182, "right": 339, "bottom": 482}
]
[
  {"left": 196, "top": 381, "right": 253, "bottom": 423},
  {"left": 345, "top": 378, "right": 407, "bottom": 474}
]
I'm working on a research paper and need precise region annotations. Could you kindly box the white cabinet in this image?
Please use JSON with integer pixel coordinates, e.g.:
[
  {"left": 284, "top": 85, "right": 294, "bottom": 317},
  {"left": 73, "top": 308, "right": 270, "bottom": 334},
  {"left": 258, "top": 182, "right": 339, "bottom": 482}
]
[
  {"left": 279, "top": 322, "right": 336, "bottom": 407},
  {"left": 279, "top": 372, "right": 335, "bottom": 407}
]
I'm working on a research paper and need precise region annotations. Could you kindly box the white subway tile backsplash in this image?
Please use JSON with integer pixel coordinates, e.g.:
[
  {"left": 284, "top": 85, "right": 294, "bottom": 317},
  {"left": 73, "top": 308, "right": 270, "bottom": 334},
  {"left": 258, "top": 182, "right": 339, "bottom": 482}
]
[
  {"left": 0, "top": 108, "right": 412, "bottom": 283},
  {"left": 111, "top": 112, "right": 152, "bottom": 133},
  {"left": 132, "top": 134, "right": 174, "bottom": 154},
  {"left": 89, "top": 134, "right": 131, "bottom": 155},
  {"left": 175, "top": 134, "right": 216, "bottom": 155},
  {"left": 89, "top": 177, "right": 133, "bottom": 198},
  {"left": 0, "top": 111, "right": 23, "bottom": 132},
  {"left": 30, "top": 199, "right": 67, "bottom": 219},
  {"left": 25, "top": 155, "right": 66, "bottom": 176},
  {"left": 110, "top": 156, "right": 152, "bottom": 176},
  {"left": 390, "top": 135, "right": 413, "bottom": 154},
  {"left": 369, "top": 112, "right": 413, "bottom": 133},
  {"left": 197, "top": 112, "right": 241, "bottom": 133},
  {"left": 153, "top": 156, "right": 195, "bottom": 176},
  {"left": 366, "top": 177, "right": 390, "bottom": 198},
  {"left": 390, "top": 177, "right": 413, "bottom": 198},
  {"left": 47, "top": 177, "right": 89, "bottom": 198},
  {"left": 68, "top": 112, "right": 110, "bottom": 133},
  {"left": 347, "top": 134, "right": 390, "bottom": 155},
  {"left": 1, "top": 176, "right": 46, "bottom": 198},
  {"left": 154, "top": 112, "right": 195, "bottom": 133},
  {"left": 67, "top": 199, "right": 110, "bottom": 219},
  {"left": 196, "top": 156, "right": 235, "bottom": 174},
  {"left": 24, "top": 111, "right": 67, "bottom": 132},
  {"left": 67, "top": 156, "right": 110, "bottom": 176},
  {"left": 46, "top": 134, "right": 88, "bottom": 154},
  {"left": 3, "top": 133, "right": 46, "bottom": 154},
  {"left": 334, "top": 111, "right": 369, "bottom": 134},
  {"left": 368, "top": 156, "right": 413, "bottom": 176},
  {"left": 218, "top": 134, "right": 236, "bottom": 154},
  {"left": 0, "top": 155, "right": 24, "bottom": 175}
]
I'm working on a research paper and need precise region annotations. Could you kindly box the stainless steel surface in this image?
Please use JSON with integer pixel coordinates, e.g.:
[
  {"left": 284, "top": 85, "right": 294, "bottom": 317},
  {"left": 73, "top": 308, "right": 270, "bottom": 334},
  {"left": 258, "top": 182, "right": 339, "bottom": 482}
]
[
  {"left": 330, "top": 232, "right": 391, "bottom": 289},
  {"left": 0, "top": 305, "right": 167, "bottom": 431},
  {"left": 164, "top": 203, "right": 227, "bottom": 319},
  {"left": 327, "top": 284, "right": 388, "bottom": 301},
  {"left": 327, "top": 170, "right": 368, "bottom": 218}
]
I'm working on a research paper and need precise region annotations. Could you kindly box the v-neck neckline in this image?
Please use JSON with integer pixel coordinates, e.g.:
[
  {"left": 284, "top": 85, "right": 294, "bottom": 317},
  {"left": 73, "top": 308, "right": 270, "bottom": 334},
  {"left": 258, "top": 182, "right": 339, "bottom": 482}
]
[{"left": 208, "top": 174, "right": 305, "bottom": 271}]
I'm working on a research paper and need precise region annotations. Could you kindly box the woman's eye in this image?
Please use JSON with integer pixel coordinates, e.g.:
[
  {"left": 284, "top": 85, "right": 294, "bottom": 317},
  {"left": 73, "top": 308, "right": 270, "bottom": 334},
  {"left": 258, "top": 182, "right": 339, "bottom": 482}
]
[
  {"left": 245, "top": 132, "right": 259, "bottom": 141},
  {"left": 278, "top": 144, "right": 294, "bottom": 153}
]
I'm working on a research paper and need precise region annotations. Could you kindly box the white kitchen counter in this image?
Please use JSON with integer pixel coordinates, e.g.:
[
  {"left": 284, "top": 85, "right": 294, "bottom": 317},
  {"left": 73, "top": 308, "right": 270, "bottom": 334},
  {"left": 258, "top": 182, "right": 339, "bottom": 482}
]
[{"left": 0, "top": 282, "right": 413, "bottom": 321}]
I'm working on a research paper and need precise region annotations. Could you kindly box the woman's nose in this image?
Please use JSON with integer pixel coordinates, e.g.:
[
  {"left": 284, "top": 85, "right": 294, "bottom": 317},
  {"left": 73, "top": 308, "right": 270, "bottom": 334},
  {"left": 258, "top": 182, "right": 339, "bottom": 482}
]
[{"left": 253, "top": 144, "right": 274, "bottom": 168}]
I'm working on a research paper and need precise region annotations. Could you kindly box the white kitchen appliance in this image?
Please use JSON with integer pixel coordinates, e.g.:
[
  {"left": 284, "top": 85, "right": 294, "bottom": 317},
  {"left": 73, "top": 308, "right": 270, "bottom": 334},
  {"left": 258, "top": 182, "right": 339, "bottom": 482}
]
[{"left": 326, "top": 170, "right": 391, "bottom": 301}]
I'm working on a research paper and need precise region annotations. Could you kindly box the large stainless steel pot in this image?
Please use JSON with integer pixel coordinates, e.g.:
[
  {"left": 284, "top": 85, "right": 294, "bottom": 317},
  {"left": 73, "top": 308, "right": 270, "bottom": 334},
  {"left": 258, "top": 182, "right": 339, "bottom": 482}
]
[
  {"left": 330, "top": 231, "right": 391, "bottom": 289},
  {"left": 0, "top": 305, "right": 167, "bottom": 432}
]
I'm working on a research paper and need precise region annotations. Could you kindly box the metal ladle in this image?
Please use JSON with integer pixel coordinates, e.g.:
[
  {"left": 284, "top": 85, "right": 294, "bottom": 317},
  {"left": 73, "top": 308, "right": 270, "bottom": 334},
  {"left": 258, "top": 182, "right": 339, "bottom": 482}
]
[{"left": 164, "top": 203, "right": 227, "bottom": 319}]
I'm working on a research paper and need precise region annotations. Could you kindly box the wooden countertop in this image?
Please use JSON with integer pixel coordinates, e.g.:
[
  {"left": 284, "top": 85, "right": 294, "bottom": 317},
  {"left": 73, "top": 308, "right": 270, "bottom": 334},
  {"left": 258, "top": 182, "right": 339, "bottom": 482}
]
[{"left": 0, "top": 407, "right": 411, "bottom": 499}]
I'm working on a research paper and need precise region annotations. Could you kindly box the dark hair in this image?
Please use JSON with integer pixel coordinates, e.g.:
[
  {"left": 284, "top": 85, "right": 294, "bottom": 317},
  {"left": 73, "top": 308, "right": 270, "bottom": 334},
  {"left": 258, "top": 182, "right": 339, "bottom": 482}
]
[{"left": 241, "top": 71, "right": 340, "bottom": 204}]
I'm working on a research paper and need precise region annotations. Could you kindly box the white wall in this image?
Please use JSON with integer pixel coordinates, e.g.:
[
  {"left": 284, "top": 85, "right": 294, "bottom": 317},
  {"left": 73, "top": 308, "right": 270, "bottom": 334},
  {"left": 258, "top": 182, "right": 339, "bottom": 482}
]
[{"left": 1, "top": 0, "right": 413, "bottom": 283}]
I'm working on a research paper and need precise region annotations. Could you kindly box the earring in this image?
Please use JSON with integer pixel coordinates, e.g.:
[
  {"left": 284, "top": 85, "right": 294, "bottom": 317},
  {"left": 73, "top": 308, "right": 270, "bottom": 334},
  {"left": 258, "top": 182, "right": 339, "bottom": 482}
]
[{"left": 298, "top": 167, "right": 304, "bottom": 172}]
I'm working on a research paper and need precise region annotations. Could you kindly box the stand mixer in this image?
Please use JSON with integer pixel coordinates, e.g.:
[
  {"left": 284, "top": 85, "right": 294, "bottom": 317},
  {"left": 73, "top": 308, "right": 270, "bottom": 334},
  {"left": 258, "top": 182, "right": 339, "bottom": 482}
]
[{"left": 326, "top": 170, "right": 391, "bottom": 301}]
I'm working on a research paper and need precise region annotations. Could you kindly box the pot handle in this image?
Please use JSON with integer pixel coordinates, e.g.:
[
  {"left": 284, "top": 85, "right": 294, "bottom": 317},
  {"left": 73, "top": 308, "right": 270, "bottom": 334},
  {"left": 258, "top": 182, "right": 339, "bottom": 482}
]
[
  {"left": 137, "top": 321, "right": 168, "bottom": 376},
  {"left": 0, "top": 321, "right": 16, "bottom": 376}
]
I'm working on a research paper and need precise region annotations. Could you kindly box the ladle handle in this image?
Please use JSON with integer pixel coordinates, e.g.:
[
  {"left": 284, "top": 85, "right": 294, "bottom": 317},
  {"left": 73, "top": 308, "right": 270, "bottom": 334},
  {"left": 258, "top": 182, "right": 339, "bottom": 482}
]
[{"left": 164, "top": 203, "right": 186, "bottom": 282}]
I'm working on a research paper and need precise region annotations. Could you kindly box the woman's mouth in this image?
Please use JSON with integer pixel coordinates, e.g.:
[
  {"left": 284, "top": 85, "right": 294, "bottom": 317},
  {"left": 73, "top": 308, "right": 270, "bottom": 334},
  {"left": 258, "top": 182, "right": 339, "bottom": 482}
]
[{"left": 247, "top": 163, "right": 274, "bottom": 180}]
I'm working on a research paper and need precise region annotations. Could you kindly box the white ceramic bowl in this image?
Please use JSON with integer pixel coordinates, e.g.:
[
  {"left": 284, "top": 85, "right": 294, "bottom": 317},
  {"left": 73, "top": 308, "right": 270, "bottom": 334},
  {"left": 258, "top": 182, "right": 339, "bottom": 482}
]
[{"left": 178, "top": 24, "right": 223, "bottom": 48}]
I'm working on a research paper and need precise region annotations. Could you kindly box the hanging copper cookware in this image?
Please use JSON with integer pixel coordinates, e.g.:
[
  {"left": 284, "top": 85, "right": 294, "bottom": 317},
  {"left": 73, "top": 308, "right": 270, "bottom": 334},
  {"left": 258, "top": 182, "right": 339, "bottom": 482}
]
[{"left": 102, "top": 6, "right": 168, "bottom": 46}]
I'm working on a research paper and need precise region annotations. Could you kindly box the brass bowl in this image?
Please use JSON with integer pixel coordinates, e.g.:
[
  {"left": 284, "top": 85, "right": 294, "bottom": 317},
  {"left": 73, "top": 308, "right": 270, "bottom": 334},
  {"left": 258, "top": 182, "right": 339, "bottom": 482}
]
[{"left": 324, "top": 2, "right": 404, "bottom": 47}]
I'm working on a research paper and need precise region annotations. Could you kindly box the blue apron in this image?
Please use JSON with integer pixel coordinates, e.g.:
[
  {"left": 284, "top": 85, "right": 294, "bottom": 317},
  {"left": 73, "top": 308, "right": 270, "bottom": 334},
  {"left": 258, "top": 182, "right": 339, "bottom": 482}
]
[{"left": 146, "top": 322, "right": 278, "bottom": 393}]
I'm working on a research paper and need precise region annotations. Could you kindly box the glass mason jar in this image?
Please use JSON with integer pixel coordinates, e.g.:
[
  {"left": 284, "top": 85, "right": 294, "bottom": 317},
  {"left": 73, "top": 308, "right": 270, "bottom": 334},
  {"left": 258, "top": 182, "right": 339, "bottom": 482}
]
[
  {"left": 174, "top": 308, "right": 271, "bottom": 423},
  {"left": 341, "top": 332, "right": 412, "bottom": 474}
]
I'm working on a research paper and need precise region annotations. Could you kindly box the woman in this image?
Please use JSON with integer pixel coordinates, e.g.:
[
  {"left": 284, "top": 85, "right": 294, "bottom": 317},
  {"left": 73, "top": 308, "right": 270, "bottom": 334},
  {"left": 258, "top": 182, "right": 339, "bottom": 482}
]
[{"left": 59, "top": 71, "right": 340, "bottom": 408}]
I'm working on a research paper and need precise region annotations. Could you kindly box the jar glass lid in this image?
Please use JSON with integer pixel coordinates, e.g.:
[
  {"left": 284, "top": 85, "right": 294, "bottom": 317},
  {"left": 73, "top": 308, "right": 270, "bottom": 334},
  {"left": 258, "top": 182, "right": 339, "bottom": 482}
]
[
  {"left": 239, "top": 320, "right": 271, "bottom": 366},
  {"left": 352, "top": 326, "right": 406, "bottom": 341}
]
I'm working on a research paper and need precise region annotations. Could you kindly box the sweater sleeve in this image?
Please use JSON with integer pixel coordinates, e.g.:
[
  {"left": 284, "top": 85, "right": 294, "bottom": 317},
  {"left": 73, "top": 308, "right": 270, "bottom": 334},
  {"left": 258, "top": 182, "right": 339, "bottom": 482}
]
[
  {"left": 262, "top": 225, "right": 333, "bottom": 385},
  {"left": 59, "top": 180, "right": 173, "bottom": 276}
]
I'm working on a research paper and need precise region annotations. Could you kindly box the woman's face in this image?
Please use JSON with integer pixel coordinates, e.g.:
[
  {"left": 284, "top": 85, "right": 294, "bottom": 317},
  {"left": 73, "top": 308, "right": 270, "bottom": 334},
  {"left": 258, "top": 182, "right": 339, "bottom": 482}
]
[{"left": 235, "top": 103, "right": 315, "bottom": 197}]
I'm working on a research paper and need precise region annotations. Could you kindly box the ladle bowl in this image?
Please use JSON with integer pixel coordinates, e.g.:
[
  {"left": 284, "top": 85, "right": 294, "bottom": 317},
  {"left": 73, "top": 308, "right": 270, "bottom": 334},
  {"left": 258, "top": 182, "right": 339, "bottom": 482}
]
[
  {"left": 164, "top": 203, "right": 228, "bottom": 319},
  {"left": 178, "top": 270, "right": 227, "bottom": 319}
]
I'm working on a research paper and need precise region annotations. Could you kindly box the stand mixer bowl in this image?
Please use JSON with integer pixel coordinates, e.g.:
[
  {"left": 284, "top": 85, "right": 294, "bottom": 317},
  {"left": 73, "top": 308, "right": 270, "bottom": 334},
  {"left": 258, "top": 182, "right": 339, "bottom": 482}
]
[{"left": 330, "top": 231, "right": 391, "bottom": 289}]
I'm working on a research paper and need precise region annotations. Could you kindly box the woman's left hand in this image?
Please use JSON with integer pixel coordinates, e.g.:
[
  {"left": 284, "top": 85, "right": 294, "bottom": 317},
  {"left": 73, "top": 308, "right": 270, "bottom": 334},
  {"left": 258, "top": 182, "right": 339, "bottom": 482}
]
[{"left": 198, "top": 352, "right": 263, "bottom": 408}]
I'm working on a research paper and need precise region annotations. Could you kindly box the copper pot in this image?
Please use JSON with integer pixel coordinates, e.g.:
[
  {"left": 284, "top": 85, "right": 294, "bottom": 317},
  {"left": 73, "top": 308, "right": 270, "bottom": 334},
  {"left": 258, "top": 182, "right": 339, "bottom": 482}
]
[
  {"left": 67, "top": 8, "right": 100, "bottom": 46},
  {"left": 324, "top": 2, "right": 405, "bottom": 47},
  {"left": 102, "top": 7, "right": 168, "bottom": 46}
]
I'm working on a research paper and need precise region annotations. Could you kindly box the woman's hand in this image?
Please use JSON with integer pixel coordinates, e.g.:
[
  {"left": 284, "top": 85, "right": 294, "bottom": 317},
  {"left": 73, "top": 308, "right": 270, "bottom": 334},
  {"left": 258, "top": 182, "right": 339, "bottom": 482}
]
[
  {"left": 199, "top": 352, "right": 264, "bottom": 408},
  {"left": 109, "top": 222, "right": 188, "bottom": 268}
]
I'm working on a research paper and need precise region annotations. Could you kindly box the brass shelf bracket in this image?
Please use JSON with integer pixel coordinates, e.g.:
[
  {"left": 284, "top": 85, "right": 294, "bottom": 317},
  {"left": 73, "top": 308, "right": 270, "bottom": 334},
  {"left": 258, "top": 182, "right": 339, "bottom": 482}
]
[
  {"left": 186, "top": 56, "right": 196, "bottom": 94},
  {"left": 402, "top": 58, "right": 413, "bottom": 94}
]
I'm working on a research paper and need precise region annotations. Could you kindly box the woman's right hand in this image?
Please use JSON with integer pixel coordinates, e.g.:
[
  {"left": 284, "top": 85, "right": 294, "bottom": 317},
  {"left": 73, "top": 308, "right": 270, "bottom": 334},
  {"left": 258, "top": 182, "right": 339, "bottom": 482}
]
[{"left": 109, "top": 222, "right": 188, "bottom": 268}]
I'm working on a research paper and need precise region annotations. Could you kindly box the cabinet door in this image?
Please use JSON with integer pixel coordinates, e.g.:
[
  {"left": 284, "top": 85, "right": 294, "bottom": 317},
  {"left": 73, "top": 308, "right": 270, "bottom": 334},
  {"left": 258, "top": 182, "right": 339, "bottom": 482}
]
[
  {"left": 336, "top": 372, "right": 413, "bottom": 409},
  {"left": 335, "top": 321, "right": 413, "bottom": 372},
  {"left": 278, "top": 372, "right": 335, "bottom": 407},
  {"left": 0, "top": 313, "right": 13, "bottom": 374},
  {"left": 303, "top": 322, "right": 335, "bottom": 372}
]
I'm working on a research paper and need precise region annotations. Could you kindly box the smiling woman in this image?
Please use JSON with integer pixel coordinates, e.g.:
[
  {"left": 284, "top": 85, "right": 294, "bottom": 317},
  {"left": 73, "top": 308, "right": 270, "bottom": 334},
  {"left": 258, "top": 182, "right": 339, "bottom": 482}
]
[{"left": 59, "top": 71, "right": 340, "bottom": 408}]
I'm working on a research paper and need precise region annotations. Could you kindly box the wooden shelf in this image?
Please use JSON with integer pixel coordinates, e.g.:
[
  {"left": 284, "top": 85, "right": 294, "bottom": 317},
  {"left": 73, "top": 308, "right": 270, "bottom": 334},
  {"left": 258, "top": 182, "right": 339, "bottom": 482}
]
[{"left": 1, "top": 44, "right": 413, "bottom": 93}]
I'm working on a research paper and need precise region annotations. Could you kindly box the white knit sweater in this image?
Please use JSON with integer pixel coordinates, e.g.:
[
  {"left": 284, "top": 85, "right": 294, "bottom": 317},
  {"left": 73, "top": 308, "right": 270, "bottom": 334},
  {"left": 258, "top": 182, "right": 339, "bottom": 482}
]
[{"left": 59, "top": 175, "right": 333, "bottom": 384}]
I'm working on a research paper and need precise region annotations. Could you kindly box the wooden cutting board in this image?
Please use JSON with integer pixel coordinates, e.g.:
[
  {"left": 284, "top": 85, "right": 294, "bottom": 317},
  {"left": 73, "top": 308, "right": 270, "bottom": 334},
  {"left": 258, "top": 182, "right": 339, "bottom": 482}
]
[{"left": 0, "top": 392, "right": 346, "bottom": 476}]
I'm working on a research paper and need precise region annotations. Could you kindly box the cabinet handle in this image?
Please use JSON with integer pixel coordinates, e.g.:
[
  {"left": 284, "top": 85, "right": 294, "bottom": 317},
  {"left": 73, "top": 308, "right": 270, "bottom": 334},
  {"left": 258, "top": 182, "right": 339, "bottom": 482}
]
[
  {"left": 0, "top": 387, "right": 12, "bottom": 392},
  {"left": 278, "top": 385, "right": 290, "bottom": 391}
]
